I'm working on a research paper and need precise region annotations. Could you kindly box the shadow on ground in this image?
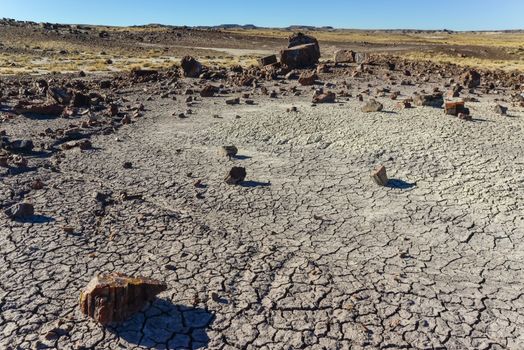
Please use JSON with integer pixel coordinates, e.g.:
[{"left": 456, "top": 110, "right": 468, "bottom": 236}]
[
  {"left": 387, "top": 179, "right": 416, "bottom": 189},
  {"left": 14, "top": 215, "right": 55, "bottom": 224},
  {"left": 110, "top": 299, "right": 214, "bottom": 350},
  {"left": 240, "top": 180, "right": 271, "bottom": 188}
]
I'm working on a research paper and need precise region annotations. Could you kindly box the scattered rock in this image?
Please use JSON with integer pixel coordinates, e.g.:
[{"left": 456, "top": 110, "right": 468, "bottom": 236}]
[
  {"left": 312, "top": 91, "right": 336, "bottom": 104},
  {"left": 226, "top": 97, "right": 240, "bottom": 105},
  {"left": 334, "top": 49, "right": 356, "bottom": 63},
  {"left": 181, "top": 56, "right": 202, "bottom": 78},
  {"left": 219, "top": 146, "right": 238, "bottom": 158},
  {"left": 31, "top": 179, "right": 45, "bottom": 190},
  {"left": 361, "top": 99, "right": 384, "bottom": 113},
  {"left": 200, "top": 85, "right": 218, "bottom": 97},
  {"left": 413, "top": 93, "right": 444, "bottom": 108},
  {"left": 461, "top": 69, "right": 481, "bottom": 88},
  {"left": 494, "top": 104, "right": 508, "bottom": 115},
  {"left": 298, "top": 71, "right": 318, "bottom": 86},
  {"left": 225, "top": 167, "right": 246, "bottom": 185},
  {"left": 258, "top": 55, "right": 277, "bottom": 67},
  {"left": 444, "top": 101, "right": 469, "bottom": 116},
  {"left": 48, "top": 87, "right": 71, "bottom": 105},
  {"left": 371, "top": 165, "right": 388, "bottom": 186},
  {"left": 79, "top": 272, "right": 167, "bottom": 325},
  {"left": 4, "top": 202, "right": 34, "bottom": 219},
  {"left": 13, "top": 101, "right": 65, "bottom": 116},
  {"left": 61, "top": 139, "right": 92, "bottom": 150}
]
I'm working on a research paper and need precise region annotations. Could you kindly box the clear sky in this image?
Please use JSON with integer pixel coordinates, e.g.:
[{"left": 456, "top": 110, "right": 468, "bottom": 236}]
[{"left": 1, "top": 0, "right": 523, "bottom": 31}]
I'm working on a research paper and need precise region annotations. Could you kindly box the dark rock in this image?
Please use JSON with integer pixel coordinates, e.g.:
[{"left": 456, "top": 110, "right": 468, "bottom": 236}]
[
  {"left": 280, "top": 43, "right": 320, "bottom": 69},
  {"left": 461, "top": 70, "right": 481, "bottom": 88},
  {"left": 200, "top": 85, "right": 218, "bottom": 97},
  {"left": 259, "top": 55, "right": 278, "bottom": 67},
  {"left": 226, "top": 97, "right": 240, "bottom": 105},
  {"left": 72, "top": 92, "right": 90, "bottom": 108},
  {"left": 225, "top": 167, "right": 246, "bottom": 185},
  {"left": 48, "top": 87, "right": 71, "bottom": 105},
  {"left": 181, "top": 56, "right": 202, "bottom": 78},
  {"left": 13, "top": 102, "right": 65, "bottom": 116},
  {"left": 219, "top": 146, "right": 238, "bottom": 158},
  {"left": 494, "top": 104, "right": 508, "bottom": 115},
  {"left": 413, "top": 93, "right": 444, "bottom": 108},
  {"left": 4, "top": 202, "right": 34, "bottom": 219}
]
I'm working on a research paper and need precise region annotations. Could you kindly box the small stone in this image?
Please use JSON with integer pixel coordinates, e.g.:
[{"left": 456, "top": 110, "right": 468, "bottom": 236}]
[
  {"left": 219, "top": 146, "right": 238, "bottom": 158},
  {"left": 31, "top": 179, "right": 45, "bottom": 190},
  {"left": 62, "top": 226, "right": 74, "bottom": 234},
  {"left": 396, "top": 100, "right": 411, "bottom": 109},
  {"left": 209, "top": 291, "right": 220, "bottom": 302},
  {"left": 79, "top": 272, "right": 167, "bottom": 325},
  {"left": 494, "top": 104, "right": 508, "bottom": 115},
  {"left": 225, "top": 167, "right": 246, "bottom": 185},
  {"left": 298, "top": 71, "right": 318, "bottom": 86},
  {"left": 371, "top": 165, "right": 389, "bottom": 186},
  {"left": 444, "top": 101, "right": 469, "bottom": 116},
  {"left": 226, "top": 97, "right": 240, "bottom": 105},
  {"left": 361, "top": 100, "right": 384, "bottom": 113},
  {"left": 11, "top": 155, "right": 28, "bottom": 168},
  {"left": 4, "top": 202, "right": 34, "bottom": 219},
  {"left": 312, "top": 92, "right": 336, "bottom": 104},
  {"left": 122, "top": 162, "right": 133, "bottom": 169}
]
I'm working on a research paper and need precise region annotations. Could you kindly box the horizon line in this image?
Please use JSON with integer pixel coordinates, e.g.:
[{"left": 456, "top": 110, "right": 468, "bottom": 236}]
[{"left": 2, "top": 17, "right": 523, "bottom": 32}]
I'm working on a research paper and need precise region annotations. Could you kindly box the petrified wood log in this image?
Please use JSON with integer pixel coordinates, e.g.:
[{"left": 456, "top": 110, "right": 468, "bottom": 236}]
[{"left": 79, "top": 272, "right": 167, "bottom": 325}]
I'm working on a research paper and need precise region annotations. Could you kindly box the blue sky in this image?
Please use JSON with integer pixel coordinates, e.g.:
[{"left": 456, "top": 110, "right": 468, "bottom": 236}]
[{"left": 1, "top": 0, "right": 523, "bottom": 30}]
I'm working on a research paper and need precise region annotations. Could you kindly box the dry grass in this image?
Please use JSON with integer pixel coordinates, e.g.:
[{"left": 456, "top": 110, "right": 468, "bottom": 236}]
[
  {"left": 400, "top": 51, "right": 524, "bottom": 71},
  {"left": 226, "top": 28, "right": 524, "bottom": 49}
]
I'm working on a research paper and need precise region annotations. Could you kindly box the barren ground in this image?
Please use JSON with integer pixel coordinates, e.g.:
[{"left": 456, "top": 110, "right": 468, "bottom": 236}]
[{"left": 1, "top": 20, "right": 524, "bottom": 350}]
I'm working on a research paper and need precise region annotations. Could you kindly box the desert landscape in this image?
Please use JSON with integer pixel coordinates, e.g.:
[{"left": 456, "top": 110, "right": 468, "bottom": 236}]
[{"left": 1, "top": 16, "right": 524, "bottom": 350}]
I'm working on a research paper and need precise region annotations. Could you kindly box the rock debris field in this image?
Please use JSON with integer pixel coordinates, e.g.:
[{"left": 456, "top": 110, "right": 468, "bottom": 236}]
[{"left": 1, "top": 33, "right": 524, "bottom": 350}]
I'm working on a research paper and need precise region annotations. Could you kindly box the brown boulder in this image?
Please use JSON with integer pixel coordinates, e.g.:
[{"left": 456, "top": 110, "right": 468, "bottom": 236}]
[
  {"left": 313, "top": 91, "right": 336, "bottom": 104},
  {"left": 298, "top": 71, "right": 318, "bottom": 86},
  {"left": 79, "top": 272, "right": 167, "bottom": 325},
  {"left": 334, "top": 50, "right": 356, "bottom": 63}
]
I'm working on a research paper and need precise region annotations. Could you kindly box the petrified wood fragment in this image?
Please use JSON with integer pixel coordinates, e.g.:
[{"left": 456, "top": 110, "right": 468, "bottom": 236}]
[{"left": 79, "top": 272, "right": 167, "bottom": 325}]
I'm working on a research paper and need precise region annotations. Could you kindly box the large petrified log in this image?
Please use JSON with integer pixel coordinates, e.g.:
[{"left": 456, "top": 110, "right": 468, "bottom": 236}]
[
  {"left": 280, "top": 43, "right": 320, "bottom": 69},
  {"left": 79, "top": 272, "right": 167, "bottom": 325}
]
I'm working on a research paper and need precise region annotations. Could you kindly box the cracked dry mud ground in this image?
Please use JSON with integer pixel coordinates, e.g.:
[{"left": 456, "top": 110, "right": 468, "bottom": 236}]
[{"left": 1, "top": 88, "right": 524, "bottom": 349}]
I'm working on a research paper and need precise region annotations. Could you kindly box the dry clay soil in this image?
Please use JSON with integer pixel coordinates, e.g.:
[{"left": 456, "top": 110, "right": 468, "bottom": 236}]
[{"left": 1, "top": 79, "right": 524, "bottom": 349}]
